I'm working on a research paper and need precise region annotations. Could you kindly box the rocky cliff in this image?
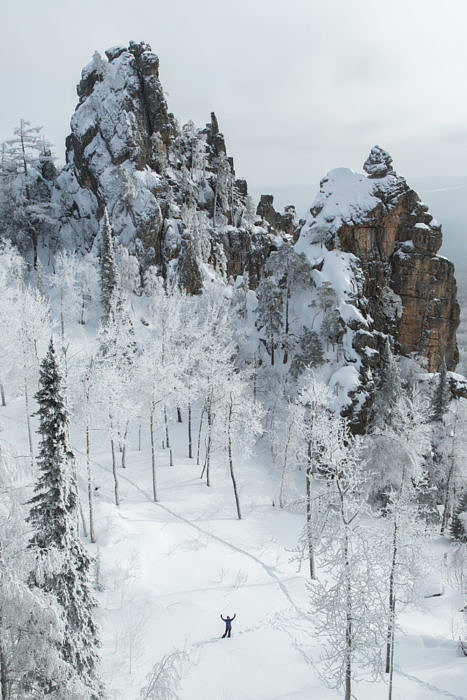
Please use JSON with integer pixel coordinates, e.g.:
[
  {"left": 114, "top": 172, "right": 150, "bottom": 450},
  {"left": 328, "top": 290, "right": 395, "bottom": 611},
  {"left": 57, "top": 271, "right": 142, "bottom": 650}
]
[
  {"left": 295, "top": 146, "right": 459, "bottom": 373},
  {"left": 54, "top": 41, "right": 294, "bottom": 288},
  {"left": 52, "top": 44, "right": 459, "bottom": 417}
]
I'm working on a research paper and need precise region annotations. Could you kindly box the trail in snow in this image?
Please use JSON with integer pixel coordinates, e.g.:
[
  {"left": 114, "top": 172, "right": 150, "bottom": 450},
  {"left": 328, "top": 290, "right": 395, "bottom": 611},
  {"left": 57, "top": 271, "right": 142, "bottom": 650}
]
[
  {"left": 81, "top": 446, "right": 310, "bottom": 619},
  {"left": 394, "top": 666, "right": 467, "bottom": 700}
]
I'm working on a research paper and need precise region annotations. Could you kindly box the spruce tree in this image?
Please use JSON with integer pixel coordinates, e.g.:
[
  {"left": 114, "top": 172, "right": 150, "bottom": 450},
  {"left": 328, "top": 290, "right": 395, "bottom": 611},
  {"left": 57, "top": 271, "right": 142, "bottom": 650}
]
[
  {"left": 373, "top": 336, "right": 402, "bottom": 428},
  {"left": 27, "top": 339, "right": 104, "bottom": 698},
  {"left": 432, "top": 359, "right": 451, "bottom": 422},
  {"left": 99, "top": 208, "right": 117, "bottom": 318},
  {"left": 450, "top": 492, "right": 467, "bottom": 543}
]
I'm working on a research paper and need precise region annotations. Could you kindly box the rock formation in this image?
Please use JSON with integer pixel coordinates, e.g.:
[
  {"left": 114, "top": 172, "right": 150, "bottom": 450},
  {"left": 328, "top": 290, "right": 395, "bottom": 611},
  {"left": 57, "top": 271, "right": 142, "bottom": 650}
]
[
  {"left": 295, "top": 146, "right": 459, "bottom": 373},
  {"left": 54, "top": 41, "right": 295, "bottom": 287},
  {"left": 50, "top": 44, "right": 460, "bottom": 420}
]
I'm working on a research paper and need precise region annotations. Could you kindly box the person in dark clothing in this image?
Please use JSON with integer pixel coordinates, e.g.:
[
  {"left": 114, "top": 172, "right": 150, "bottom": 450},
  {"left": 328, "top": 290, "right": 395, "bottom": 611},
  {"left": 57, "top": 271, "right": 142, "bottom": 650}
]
[{"left": 220, "top": 613, "right": 236, "bottom": 638}]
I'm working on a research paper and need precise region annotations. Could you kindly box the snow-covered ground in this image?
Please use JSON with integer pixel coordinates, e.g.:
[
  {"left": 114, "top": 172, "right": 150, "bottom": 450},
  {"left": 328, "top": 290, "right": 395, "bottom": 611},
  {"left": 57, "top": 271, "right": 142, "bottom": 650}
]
[{"left": 3, "top": 396, "right": 465, "bottom": 700}]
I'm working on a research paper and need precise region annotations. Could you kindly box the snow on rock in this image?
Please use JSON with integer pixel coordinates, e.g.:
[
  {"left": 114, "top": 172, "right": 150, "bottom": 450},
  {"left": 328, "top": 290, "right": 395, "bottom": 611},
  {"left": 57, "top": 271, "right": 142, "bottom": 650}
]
[{"left": 295, "top": 148, "right": 459, "bottom": 374}]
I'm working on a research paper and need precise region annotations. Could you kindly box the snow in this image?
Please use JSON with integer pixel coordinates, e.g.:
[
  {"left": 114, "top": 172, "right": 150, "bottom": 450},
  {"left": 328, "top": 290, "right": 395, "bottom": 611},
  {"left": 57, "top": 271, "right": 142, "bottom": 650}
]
[{"left": 2, "top": 385, "right": 466, "bottom": 700}]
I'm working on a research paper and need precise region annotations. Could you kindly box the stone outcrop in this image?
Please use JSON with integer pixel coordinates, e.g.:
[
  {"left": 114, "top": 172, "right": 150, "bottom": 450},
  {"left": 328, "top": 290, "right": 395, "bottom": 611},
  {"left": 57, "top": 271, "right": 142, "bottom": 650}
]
[
  {"left": 296, "top": 146, "right": 459, "bottom": 372},
  {"left": 256, "top": 195, "right": 297, "bottom": 237},
  {"left": 54, "top": 42, "right": 275, "bottom": 283},
  {"left": 53, "top": 44, "right": 459, "bottom": 389}
]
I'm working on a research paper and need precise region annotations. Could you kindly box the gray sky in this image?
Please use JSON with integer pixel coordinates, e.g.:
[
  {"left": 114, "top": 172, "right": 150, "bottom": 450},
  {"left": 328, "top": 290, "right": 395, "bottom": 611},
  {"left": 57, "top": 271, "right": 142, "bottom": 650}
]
[{"left": 2, "top": 0, "right": 467, "bottom": 212}]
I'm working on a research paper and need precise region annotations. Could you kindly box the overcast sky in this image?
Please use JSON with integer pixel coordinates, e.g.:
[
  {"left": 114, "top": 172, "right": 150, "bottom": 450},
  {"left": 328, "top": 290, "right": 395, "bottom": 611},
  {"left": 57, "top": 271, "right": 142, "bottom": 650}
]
[{"left": 2, "top": 0, "right": 467, "bottom": 211}]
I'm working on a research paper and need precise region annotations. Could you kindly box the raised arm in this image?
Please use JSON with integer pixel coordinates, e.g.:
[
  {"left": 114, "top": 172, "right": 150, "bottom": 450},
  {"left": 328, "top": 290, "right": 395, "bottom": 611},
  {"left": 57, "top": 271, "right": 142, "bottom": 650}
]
[{"left": 231, "top": 614, "right": 236, "bottom": 621}]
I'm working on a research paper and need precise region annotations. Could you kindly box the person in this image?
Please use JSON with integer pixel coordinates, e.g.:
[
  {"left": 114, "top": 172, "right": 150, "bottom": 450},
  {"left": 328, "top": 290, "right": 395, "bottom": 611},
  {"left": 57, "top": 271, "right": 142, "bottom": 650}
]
[{"left": 220, "top": 613, "right": 236, "bottom": 638}]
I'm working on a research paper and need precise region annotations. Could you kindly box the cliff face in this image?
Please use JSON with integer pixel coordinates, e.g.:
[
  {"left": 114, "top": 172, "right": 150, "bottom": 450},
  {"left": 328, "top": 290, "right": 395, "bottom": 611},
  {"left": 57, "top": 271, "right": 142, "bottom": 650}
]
[
  {"left": 54, "top": 42, "right": 293, "bottom": 287},
  {"left": 296, "top": 147, "right": 459, "bottom": 372},
  {"left": 53, "top": 44, "right": 459, "bottom": 407}
]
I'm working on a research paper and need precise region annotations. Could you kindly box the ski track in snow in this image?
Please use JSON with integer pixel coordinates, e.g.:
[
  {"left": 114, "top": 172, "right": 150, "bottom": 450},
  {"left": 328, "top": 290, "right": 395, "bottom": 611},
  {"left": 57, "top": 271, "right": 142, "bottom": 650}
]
[
  {"left": 80, "top": 445, "right": 311, "bottom": 618},
  {"left": 45, "top": 443, "right": 466, "bottom": 700},
  {"left": 394, "top": 666, "right": 467, "bottom": 700}
]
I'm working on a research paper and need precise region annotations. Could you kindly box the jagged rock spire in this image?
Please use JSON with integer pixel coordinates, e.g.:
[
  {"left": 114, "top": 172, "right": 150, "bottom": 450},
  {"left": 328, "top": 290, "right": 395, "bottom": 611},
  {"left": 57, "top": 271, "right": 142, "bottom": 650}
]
[{"left": 363, "top": 145, "right": 394, "bottom": 178}]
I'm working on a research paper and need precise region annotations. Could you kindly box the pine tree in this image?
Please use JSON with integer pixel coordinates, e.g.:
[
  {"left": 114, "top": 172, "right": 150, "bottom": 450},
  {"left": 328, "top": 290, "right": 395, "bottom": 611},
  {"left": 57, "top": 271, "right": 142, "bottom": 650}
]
[
  {"left": 432, "top": 359, "right": 451, "bottom": 422},
  {"left": 450, "top": 492, "right": 467, "bottom": 543},
  {"left": 99, "top": 208, "right": 118, "bottom": 318},
  {"left": 27, "top": 339, "right": 104, "bottom": 698},
  {"left": 256, "top": 276, "right": 283, "bottom": 365},
  {"left": 373, "top": 336, "right": 402, "bottom": 428}
]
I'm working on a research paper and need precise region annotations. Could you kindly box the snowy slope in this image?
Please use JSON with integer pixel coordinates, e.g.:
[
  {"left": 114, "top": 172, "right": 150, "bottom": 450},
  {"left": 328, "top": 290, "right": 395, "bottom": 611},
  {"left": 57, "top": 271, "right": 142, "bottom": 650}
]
[{"left": 2, "top": 393, "right": 465, "bottom": 700}]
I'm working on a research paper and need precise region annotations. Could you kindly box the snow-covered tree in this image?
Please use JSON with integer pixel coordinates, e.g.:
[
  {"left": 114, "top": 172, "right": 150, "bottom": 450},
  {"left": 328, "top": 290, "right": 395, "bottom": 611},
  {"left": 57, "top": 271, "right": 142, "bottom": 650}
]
[
  {"left": 256, "top": 276, "right": 283, "bottom": 366},
  {"left": 219, "top": 369, "right": 263, "bottom": 519},
  {"left": 437, "top": 399, "right": 467, "bottom": 534},
  {"left": 17, "top": 284, "right": 51, "bottom": 467},
  {"left": 96, "top": 295, "right": 138, "bottom": 506},
  {"left": 372, "top": 336, "right": 402, "bottom": 429},
  {"left": 309, "top": 418, "right": 386, "bottom": 700},
  {"left": 99, "top": 209, "right": 118, "bottom": 318},
  {"left": 27, "top": 339, "right": 103, "bottom": 697},
  {"left": 431, "top": 359, "right": 451, "bottom": 422},
  {"left": 0, "top": 120, "right": 56, "bottom": 269},
  {"left": 450, "top": 491, "right": 467, "bottom": 543},
  {"left": 140, "top": 650, "right": 189, "bottom": 700}
]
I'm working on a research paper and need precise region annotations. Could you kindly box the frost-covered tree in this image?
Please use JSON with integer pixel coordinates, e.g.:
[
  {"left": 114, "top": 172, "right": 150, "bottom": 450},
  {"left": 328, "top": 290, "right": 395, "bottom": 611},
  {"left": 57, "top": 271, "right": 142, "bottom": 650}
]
[
  {"left": 27, "top": 339, "right": 103, "bottom": 698},
  {"left": 0, "top": 241, "right": 24, "bottom": 406},
  {"left": 0, "top": 444, "right": 69, "bottom": 699},
  {"left": 219, "top": 369, "right": 263, "bottom": 519},
  {"left": 256, "top": 276, "right": 283, "bottom": 366},
  {"left": 431, "top": 359, "right": 451, "bottom": 422},
  {"left": 309, "top": 418, "right": 386, "bottom": 700},
  {"left": 140, "top": 650, "right": 189, "bottom": 700},
  {"left": 295, "top": 370, "right": 333, "bottom": 578},
  {"left": 140, "top": 275, "right": 186, "bottom": 500},
  {"left": 0, "top": 120, "right": 56, "bottom": 269},
  {"left": 450, "top": 491, "right": 467, "bottom": 543},
  {"left": 382, "top": 484, "right": 428, "bottom": 697},
  {"left": 17, "top": 284, "right": 51, "bottom": 467},
  {"left": 99, "top": 208, "right": 118, "bottom": 318},
  {"left": 96, "top": 295, "right": 138, "bottom": 505},
  {"left": 437, "top": 399, "right": 467, "bottom": 534},
  {"left": 372, "top": 337, "right": 402, "bottom": 429}
]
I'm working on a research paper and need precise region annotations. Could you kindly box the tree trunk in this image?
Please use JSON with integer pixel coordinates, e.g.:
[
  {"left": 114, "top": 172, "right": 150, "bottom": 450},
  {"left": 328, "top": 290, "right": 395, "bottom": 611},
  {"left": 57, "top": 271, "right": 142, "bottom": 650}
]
[
  {"left": 86, "top": 422, "right": 96, "bottom": 543},
  {"left": 345, "top": 546, "right": 352, "bottom": 700},
  {"left": 279, "top": 423, "right": 292, "bottom": 508},
  {"left": 0, "top": 638, "right": 8, "bottom": 700},
  {"left": 24, "top": 377, "right": 34, "bottom": 469},
  {"left": 388, "top": 598, "right": 396, "bottom": 700},
  {"left": 441, "top": 460, "right": 455, "bottom": 535},
  {"left": 150, "top": 410, "right": 158, "bottom": 502},
  {"left": 121, "top": 420, "right": 129, "bottom": 469},
  {"left": 177, "top": 406, "right": 182, "bottom": 423},
  {"left": 188, "top": 402, "right": 193, "bottom": 459},
  {"left": 271, "top": 332, "right": 275, "bottom": 366},
  {"left": 164, "top": 406, "right": 170, "bottom": 448},
  {"left": 386, "top": 519, "right": 398, "bottom": 673},
  {"left": 305, "top": 464, "right": 315, "bottom": 579},
  {"left": 138, "top": 423, "right": 142, "bottom": 451},
  {"left": 110, "top": 416, "right": 119, "bottom": 506},
  {"left": 0, "top": 382, "right": 5, "bottom": 407},
  {"left": 170, "top": 448, "right": 173, "bottom": 467},
  {"left": 228, "top": 396, "right": 242, "bottom": 519},
  {"left": 60, "top": 289, "right": 65, "bottom": 339},
  {"left": 205, "top": 400, "right": 213, "bottom": 487},
  {"left": 197, "top": 404, "right": 206, "bottom": 466}
]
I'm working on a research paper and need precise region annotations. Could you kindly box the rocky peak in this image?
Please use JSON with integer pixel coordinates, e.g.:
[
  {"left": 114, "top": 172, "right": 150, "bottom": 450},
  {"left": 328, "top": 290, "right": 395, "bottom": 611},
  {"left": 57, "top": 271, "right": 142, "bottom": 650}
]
[
  {"left": 296, "top": 151, "right": 459, "bottom": 372},
  {"left": 55, "top": 42, "right": 273, "bottom": 283},
  {"left": 256, "top": 194, "right": 297, "bottom": 237},
  {"left": 363, "top": 145, "right": 394, "bottom": 178}
]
